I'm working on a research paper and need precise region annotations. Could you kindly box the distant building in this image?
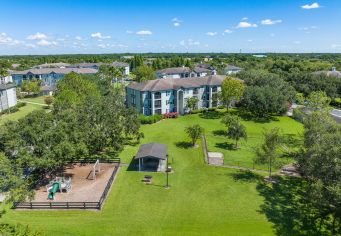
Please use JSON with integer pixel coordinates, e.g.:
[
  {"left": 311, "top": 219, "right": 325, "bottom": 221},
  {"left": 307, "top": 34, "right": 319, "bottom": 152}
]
[
  {"left": 0, "top": 84, "right": 17, "bottom": 111},
  {"left": 195, "top": 63, "right": 217, "bottom": 75},
  {"left": 71, "top": 62, "right": 130, "bottom": 75},
  {"left": 126, "top": 75, "right": 226, "bottom": 115},
  {"left": 11, "top": 68, "right": 98, "bottom": 86},
  {"left": 0, "top": 74, "right": 13, "bottom": 84},
  {"left": 156, "top": 66, "right": 215, "bottom": 79},
  {"left": 313, "top": 67, "right": 341, "bottom": 78},
  {"left": 34, "top": 62, "right": 71, "bottom": 69},
  {"left": 224, "top": 65, "right": 243, "bottom": 75}
]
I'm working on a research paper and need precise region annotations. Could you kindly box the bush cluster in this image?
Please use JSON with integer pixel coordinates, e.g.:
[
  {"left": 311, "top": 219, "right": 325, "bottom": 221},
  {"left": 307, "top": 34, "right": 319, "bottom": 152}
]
[
  {"left": 139, "top": 114, "right": 163, "bottom": 124},
  {"left": 163, "top": 112, "right": 179, "bottom": 119}
]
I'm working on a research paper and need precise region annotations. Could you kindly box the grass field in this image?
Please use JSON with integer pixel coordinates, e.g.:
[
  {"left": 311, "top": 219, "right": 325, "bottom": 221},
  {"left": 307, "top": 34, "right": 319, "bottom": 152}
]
[
  {"left": 1, "top": 112, "right": 304, "bottom": 235},
  {"left": 20, "top": 96, "right": 47, "bottom": 104},
  {"left": 0, "top": 103, "right": 45, "bottom": 126}
]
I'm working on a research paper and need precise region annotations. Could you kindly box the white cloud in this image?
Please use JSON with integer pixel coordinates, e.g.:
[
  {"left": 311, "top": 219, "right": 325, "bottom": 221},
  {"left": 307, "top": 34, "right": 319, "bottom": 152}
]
[
  {"left": 206, "top": 32, "right": 217, "bottom": 36},
  {"left": 172, "top": 17, "right": 182, "bottom": 27},
  {"left": 36, "top": 39, "right": 57, "bottom": 46},
  {"left": 0, "top": 33, "right": 22, "bottom": 46},
  {"left": 136, "top": 30, "right": 153, "bottom": 35},
  {"left": 261, "top": 19, "right": 282, "bottom": 25},
  {"left": 25, "top": 43, "right": 37, "bottom": 48},
  {"left": 301, "top": 2, "right": 320, "bottom": 9},
  {"left": 236, "top": 21, "right": 258, "bottom": 28},
  {"left": 242, "top": 17, "right": 248, "bottom": 21},
  {"left": 126, "top": 30, "right": 134, "bottom": 34},
  {"left": 179, "top": 39, "right": 200, "bottom": 47},
  {"left": 75, "top": 36, "right": 82, "bottom": 40},
  {"left": 293, "top": 41, "right": 301, "bottom": 44},
  {"left": 224, "top": 29, "right": 233, "bottom": 34},
  {"left": 247, "top": 39, "right": 253, "bottom": 42},
  {"left": 27, "top": 32, "right": 47, "bottom": 40},
  {"left": 90, "top": 32, "right": 111, "bottom": 39},
  {"left": 331, "top": 44, "right": 341, "bottom": 49}
]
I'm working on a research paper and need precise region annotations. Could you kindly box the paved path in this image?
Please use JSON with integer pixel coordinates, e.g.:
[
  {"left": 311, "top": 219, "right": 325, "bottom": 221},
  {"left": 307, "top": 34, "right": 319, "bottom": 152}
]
[
  {"left": 209, "top": 163, "right": 269, "bottom": 174},
  {"left": 19, "top": 100, "right": 48, "bottom": 107}
]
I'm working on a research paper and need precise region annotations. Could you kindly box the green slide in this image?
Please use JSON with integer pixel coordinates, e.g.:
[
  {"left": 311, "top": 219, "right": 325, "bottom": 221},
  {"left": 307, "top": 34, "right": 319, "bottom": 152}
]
[{"left": 48, "top": 182, "right": 60, "bottom": 200}]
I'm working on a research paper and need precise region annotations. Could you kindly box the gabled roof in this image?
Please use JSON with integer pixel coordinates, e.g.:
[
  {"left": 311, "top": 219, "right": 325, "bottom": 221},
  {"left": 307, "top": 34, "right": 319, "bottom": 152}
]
[
  {"left": 112, "top": 61, "right": 129, "bottom": 67},
  {"left": 135, "top": 143, "right": 168, "bottom": 160},
  {"left": 157, "top": 67, "right": 192, "bottom": 74},
  {"left": 193, "top": 67, "right": 210, "bottom": 73},
  {"left": 11, "top": 68, "right": 98, "bottom": 75},
  {"left": 0, "top": 83, "right": 16, "bottom": 90},
  {"left": 225, "top": 65, "right": 242, "bottom": 70},
  {"left": 127, "top": 75, "right": 226, "bottom": 92}
]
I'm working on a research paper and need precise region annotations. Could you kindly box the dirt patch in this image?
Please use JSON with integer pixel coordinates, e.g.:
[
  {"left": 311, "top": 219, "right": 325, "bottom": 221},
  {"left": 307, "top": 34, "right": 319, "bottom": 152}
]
[{"left": 33, "top": 163, "right": 117, "bottom": 202}]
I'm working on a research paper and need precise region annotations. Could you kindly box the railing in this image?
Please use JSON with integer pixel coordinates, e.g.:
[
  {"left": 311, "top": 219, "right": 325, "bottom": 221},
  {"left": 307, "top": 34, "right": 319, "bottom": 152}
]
[{"left": 13, "top": 160, "right": 120, "bottom": 210}]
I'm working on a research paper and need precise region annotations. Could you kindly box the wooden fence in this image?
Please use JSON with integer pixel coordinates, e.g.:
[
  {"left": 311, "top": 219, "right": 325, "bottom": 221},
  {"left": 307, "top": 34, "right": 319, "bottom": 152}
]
[{"left": 13, "top": 161, "right": 120, "bottom": 210}]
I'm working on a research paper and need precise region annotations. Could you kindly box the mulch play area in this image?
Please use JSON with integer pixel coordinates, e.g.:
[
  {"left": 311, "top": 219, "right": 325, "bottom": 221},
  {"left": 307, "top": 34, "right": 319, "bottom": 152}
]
[{"left": 33, "top": 163, "right": 117, "bottom": 202}]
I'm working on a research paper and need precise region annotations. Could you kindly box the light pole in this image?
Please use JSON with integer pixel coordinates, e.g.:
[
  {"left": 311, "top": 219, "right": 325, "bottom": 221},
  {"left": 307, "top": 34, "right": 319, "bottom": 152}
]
[{"left": 165, "top": 157, "right": 171, "bottom": 189}]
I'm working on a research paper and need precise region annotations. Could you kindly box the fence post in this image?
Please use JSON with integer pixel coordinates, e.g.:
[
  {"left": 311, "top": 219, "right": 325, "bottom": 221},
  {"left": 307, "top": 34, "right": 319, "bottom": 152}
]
[
  {"left": 30, "top": 202, "right": 32, "bottom": 209},
  {"left": 83, "top": 202, "right": 86, "bottom": 209},
  {"left": 67, "top": 202, "right": 69, "bottom": 209},
  {"left": 49, "top": 202, "right": 52, "bottom": 209}
]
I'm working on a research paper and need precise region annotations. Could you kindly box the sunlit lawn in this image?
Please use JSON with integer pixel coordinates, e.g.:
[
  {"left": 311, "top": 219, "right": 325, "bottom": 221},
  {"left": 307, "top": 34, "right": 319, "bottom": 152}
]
[
  {"left": 1, "top": 111, "right": 303, "bottom": 235},
  {"left": 0, "top": 103, "right": 45, "bottom": 126}
]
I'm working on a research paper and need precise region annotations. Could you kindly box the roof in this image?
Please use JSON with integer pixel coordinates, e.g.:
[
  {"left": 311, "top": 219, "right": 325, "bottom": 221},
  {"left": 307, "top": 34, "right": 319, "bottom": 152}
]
[
  {"left": 0, "top": 83, "right": 16, "bottom": 90},
  {"left": 157, "top": 67, "right": 192, "bottom": 74},
  {"left": 313, "top": 70, "right": 341, "bottom": 78},
  {"left": 195, "top": 63, "right": 215, "bottom": 70},
  {"left": 135, "top": 143, "right": 168, "bottom": 160},
  {"left": 225, "top": 65, "right": 242, "bottom": 70},
  {"left": 112, "top": 61, "right": 129, "bottom": 68},
  {"left": 40, "top": 85, "right": 57, "bottom": 91},
  {"left": 34, "top": 62, "right": 71, "bottom": 68},
  {"left": 193, "top": 67, "right": 210, "bottom": 73},
  {"left": 11, "top": 68, "right": 98, "bottom": 75},
  {"left": 127, "top": 75, "right": 226, "bottom": 92}
]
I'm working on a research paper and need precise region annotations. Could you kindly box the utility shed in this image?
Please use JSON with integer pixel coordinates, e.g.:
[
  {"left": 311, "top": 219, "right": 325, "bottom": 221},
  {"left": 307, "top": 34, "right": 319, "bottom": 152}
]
[{"left": 135, "top": 143, "right": 168, "bottom": 172}]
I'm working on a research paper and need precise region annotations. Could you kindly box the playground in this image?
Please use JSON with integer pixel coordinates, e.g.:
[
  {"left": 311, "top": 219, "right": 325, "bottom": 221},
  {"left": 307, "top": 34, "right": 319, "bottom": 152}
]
[{"left": 32, "top": 163, "right": 117, "bottom": 202}]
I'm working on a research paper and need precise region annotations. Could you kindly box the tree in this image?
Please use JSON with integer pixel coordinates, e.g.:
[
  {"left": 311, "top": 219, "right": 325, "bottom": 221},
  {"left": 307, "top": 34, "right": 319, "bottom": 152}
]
[
  {"left": 133, "top": 65, "right": 156, "bottom": 82},
  {"left": 227, "top": 120, "right": 247, "bottom": 149},
  {"left": 297, "top": 111, "right": 341, "bottom": 234},
  {"left": 44, "top": 96, "right": 53, "bottom": 107},
  {"left": 21, "top": 80, "right": 40, "bottom": 95},
  {"left": 306, "top": 91, "right": 331, "bottom": 112},
  {"left": 242, "top": 86, "right": 289, "bottom": 117},
  {"left": 220, "top": 77, "right": 245, "bottom": 110},
  {"left": 0, "top": 68, "right": 10, "bottom": 78},
  {"left": 256, "top": 127, "right": 282, "bottom": 178},
  {"left": 221, "top": 113, "right": 240, "bottom": 127},
  {"left": 185, "top": 124, "right": 204, "bottom": 147},
  {"left": 186, "top": 97, "right": 199, "bottom": 112}
]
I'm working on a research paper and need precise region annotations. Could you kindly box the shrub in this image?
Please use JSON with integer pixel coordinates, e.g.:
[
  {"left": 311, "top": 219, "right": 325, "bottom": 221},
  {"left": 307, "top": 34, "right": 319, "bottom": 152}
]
[
  {"left": 190, "top": 109, "right": 204, "bottom": 114},
  {"left": 208, "top": 107, "right": 216, "bottom": 112},
  {"left": 292, "top": 108, "right": 305, "bottom": 123},
  {"left": 217, "top": 105, "right": 225, "bottom": 109},
  {"left": 163, "top": 112, "right": 179, "bottom": 119},
  {"left": 139, "top": 114, "right": 163, "bottom": 124},
  {"left": 16, "top": 102, "right": 26, "bottom": 108}
]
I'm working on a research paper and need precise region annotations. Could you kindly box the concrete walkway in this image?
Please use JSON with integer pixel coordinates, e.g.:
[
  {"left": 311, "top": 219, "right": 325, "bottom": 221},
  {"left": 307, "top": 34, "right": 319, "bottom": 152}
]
[
  {"left": 19, "top": 100, "right": 48, "bottom": 107},
  {"left": 209, "top": 163, "right": 269, "bottom": 174}
]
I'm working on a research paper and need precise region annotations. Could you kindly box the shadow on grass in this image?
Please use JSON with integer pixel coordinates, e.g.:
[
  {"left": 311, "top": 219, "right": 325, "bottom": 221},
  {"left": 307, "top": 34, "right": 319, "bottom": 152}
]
[
  {"left": 212, "top": 129, "right": 226, "bottom": 136},
  {"left": 229, "top": 109, "right": 280, "bottom": 123},
  {"left": 229, "top": 170, "right": 263, "bottom": 182},
  {"left": 215, "top": 142, "right": 236, "bottom": 150},
  {"left": 257, "top": 176, "right": 328, "bottom": 236},
  {"left": 199, "top": 111, "right": 224, "bottom": 119},
  {"left": 126, "top": 155, "right": 139, "bottom": 171},
  {"left": 175, "top": 141, "right": 192, "bottom": 149}
]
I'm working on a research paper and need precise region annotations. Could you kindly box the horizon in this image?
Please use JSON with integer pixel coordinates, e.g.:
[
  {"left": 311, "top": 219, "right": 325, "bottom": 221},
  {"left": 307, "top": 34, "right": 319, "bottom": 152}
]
[{"left": 1, "top": 0, "right": 341, "bottom": 55}]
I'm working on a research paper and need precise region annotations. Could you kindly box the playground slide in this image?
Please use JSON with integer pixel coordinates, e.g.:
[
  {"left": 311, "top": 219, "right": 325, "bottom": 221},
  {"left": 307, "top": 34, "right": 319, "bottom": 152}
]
[{"left": 48, "top": 182, "right": 60, "bottom": 200}]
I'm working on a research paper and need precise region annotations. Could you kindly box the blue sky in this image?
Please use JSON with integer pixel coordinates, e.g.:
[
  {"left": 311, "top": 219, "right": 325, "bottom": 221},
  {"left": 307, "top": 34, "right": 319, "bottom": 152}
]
[{"left": 0, "top": 0, "right": 340, "bottom": 55}]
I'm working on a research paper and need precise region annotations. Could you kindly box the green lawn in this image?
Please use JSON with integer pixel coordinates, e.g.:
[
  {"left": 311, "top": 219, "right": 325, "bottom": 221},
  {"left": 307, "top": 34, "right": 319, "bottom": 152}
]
[
  {"left": 0, "top": 103, "right": 45, "bottom": 126},
  {"left": 20, "top": 96, "right": 46, "bottom": 104},
  {"left": 1, "top": 112, "right": 304, "bottom": 235}
]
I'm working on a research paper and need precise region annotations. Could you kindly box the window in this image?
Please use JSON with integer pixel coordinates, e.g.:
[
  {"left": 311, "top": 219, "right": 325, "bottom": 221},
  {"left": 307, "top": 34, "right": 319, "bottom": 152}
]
[
  {"left": 166, "top": 90, "right": 171, "bottom": 96},
  {"left": 193, "top": 88, "right": 198, "bottom": 95},
  {"left": 155, "top": 100, "right": 161, "bottom": 108},
  {"left": 212, "top": 86, "right": 217, "bottom": 92},
  {"left": 154, "top": 92, "right": 161, "bottom": 99},
  {"left": 155, "top": 109, "right": 162, "bottom": 115}
]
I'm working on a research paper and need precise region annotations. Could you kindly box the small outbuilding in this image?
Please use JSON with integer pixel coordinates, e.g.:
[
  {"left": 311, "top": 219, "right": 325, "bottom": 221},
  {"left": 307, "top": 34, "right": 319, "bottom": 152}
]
[{"left": 135, "top": 143, "right": 168, "bottom": 172}]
